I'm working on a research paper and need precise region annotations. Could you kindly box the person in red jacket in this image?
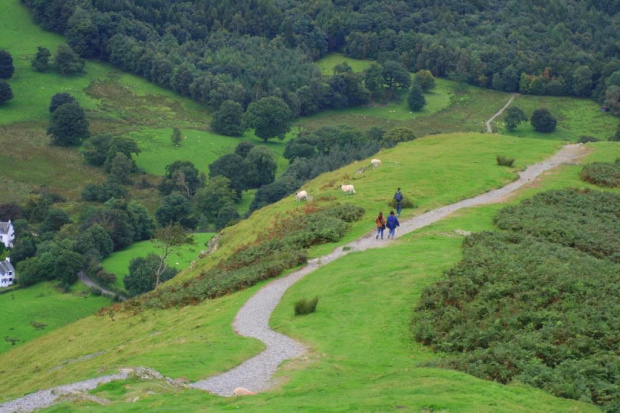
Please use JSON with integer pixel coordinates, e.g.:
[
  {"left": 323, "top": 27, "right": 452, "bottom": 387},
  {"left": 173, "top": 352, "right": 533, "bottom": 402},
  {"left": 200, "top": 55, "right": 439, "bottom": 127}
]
[{"left": 375, "top": 212, "right": 386, "bottom": 239}]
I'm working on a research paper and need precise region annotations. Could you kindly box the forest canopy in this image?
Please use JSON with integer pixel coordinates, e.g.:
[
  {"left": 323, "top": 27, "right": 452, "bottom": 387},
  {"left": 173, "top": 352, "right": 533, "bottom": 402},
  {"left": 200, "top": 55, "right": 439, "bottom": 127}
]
[{"left": 21, "top": 0, "right": 620, "bottom": 114}]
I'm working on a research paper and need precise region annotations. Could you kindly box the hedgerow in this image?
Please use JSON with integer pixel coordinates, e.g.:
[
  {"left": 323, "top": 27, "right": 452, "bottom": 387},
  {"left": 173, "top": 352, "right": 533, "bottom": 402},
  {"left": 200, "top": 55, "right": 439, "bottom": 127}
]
[
  {"left": 414, "top": 189, "right": 620, "bottom": 410},
  {"left": 579, "top": 160, "right": 620, "bottom": 188},
  {"left": 118, "top": 204, "right": 364, "bottom": 311}
]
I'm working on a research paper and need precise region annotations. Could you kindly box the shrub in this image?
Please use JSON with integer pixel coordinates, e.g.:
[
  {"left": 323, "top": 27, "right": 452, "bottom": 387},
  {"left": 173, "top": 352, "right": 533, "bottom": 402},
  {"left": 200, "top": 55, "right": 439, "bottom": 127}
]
[
  {"left": 496, "top": 155, "right": 515, "bottom": 167},
  {"left": 90, "top": 286, "right": 102, "bottom": 296},
  {"left": 530, "top": 108, "right": 557, "bottom": 133},
  {"left": 577, "top": 135, "right": 600, "bottom": 143},
  {"left": 294, "top": 296, "right": 319, "bottom": 316},
  {"left": 388, "top": 196, "right": 416, "bottom": 210},
  {"left": 579, "top": 162, "right": 620, "bottom": 188}
]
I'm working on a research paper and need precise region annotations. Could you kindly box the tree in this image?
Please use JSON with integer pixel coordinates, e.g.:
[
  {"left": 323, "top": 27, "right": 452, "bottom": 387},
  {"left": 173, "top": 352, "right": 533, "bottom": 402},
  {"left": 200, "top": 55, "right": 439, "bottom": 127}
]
[
  {"left": 243, "top": 146, "right": 277, "bottom": 188},
  {"left": 611, "top": 124, "right": 620, "bottom": 142},
  {"left": 151, "top": 223, "right": 193, "bottom": 287},
  {"left": 604, "top": 86, "right": 620, "bottom": 116},
  {"left": 127, "top": 202, "right": 155, "bottom": 241},
  {"left": 155, "top": 194, "right": 192, "bottom": 227},
  {"left": 171, "top": 127, "right": 182, "bottom": 146},
  {"left": 531, "top": 108, "right": 557, "bottom": 133},
  {"left": 243, "top": 96, "right": 292, "bottom": 142},
  {"left": 54, "top": 44, "right": 84, "bottom": 75},
  {"left": 76, "top": 224, "right": 114, "bottom": 258},
  {"left": 364, "top": 63, "right": 384, "bottom": 98},
  {"left": 47, "top": 102, "right": 90, "bottom": 146},
  {"left": 504, "top": 106, "right": 528, "bottom": 131},
  {"left": 0, "top": 203, "right": 23, "bottom": 221},
  {"left": 210, "top": 100, "right": 244, "bottom": 136},
  {"left": 216, "top": 205, "right": 240, "bottom": 230},
  {"left": 382, "top": 60, "right": 411, "bottom": 92},
  {"left": 124, "top": 253, "right": 178, "bottom": 296},
  {"left": 158, "top": 160, "right": 202, "bottom": 197},
  {"left": 82, "top": 134, "right": 113, "bottom": 166},
  {"left": 234, "top": 142, "right": 254, "bottom": 159},
  {"left": 407, "top": 84, "right": 426, "bottom": 111},
  {"left": 572, "top": 66, "right": 593, "bottom": 97},
  {"left": 208, "top": 153, "right": 247, "bottom": 197},
  {"left": 109, "top": 152, "right": 133, "bottom": 184},
  {"left": 414, "top": 70, "right": 436, "bottom": 92},
  {"left": 0, "top": 50, "right": 14, "bottom": 79},
  {"left": 193, "top": 176, "right": 236, "bottom": 223},
  {"left": 49, "top": 93, "right": 77, "bottom": 113},
  {"left": 39, "top": 209, "right": 71, "bottom": 234},
  {"left": 31, "top": 47, "right": 51, "bottom": 72},
  {"left": 382, "top": 127, "right": 416, "bottom": 148},
  {"left": 0, "top": 80, "right": 13, "bottom": 105}
]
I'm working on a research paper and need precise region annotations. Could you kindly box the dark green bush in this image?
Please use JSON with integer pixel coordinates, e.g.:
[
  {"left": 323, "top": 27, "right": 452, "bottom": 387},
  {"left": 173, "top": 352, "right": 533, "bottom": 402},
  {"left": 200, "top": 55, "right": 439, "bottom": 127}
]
[
  {"left": 577, "top": 135, "right": 600, "bottom": 143},
  {"left": 388, "top": 196, "right": 416, "bottom": 210},
  {"left": 414, "top": 189, "right": 620, "bottom": 409},
  {"left": 496, "top": 155, "right": 515, "bottom": 167},
  {"left": 294, "top": 296, "right": 319, "bottom": 316},
  {"left": 579, "top": 162, "right": 620, "bottom": 188}
]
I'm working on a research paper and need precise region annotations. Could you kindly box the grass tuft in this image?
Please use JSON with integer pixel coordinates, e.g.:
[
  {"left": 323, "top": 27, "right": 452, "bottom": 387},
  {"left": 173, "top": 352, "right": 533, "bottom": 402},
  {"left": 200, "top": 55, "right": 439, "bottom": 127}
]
[
  {"left": 496, "top": 155, "right": 515, "bottom": 167},
  {"left": 294, "top": 296, "right": 319, "bottom": 316}
]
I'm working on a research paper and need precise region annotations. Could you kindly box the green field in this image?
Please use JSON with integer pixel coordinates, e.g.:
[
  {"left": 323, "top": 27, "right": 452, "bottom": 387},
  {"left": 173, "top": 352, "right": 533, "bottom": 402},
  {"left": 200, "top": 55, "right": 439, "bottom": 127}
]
[
  {"left": 0, "top": 283, "right": 111, "bottom": 354},
  {"left": 316, "top": 53, "right": 374, "bottom": 75},
  {"left": 22, "top": 140, "right": 616, "bottom": 413},
  {"left": 101, "top": 233, "right": 215, "bottom": 289}
]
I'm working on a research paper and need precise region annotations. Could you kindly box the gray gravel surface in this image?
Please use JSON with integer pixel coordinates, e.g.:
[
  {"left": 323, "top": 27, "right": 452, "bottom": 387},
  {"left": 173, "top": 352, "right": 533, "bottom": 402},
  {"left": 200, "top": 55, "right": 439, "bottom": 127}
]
[{"left": 0, "top": 144, "right": 587, "bottom": 409}]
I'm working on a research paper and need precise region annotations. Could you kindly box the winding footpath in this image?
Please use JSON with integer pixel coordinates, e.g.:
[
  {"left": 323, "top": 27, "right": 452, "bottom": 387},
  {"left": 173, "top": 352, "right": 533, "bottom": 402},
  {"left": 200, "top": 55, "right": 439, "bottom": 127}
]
[
  {"left": 0, "top": 144, "right": 587, "bottom": 412},
  {"left": 486, "top": 93, "right": 517, "bottom": 133}
]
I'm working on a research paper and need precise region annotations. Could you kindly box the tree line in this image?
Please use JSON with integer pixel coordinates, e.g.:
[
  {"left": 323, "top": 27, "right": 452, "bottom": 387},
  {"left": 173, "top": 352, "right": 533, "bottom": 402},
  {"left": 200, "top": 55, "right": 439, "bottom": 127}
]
[{"left": 19, "top": 0, "right": 620, "bottom": 115}]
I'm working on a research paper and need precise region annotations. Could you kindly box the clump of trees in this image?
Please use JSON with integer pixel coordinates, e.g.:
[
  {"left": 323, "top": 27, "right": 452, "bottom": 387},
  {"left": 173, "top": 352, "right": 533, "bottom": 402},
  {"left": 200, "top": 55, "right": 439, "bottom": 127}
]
[
  {"left": 47, "top": 93, "right": 90, "bottom": 146},
  {"left": 0, "top": 80, "right": 13, "bottom": 105},
  {"left": 503, "top": 106, "right": 528, "bottom": 131}
]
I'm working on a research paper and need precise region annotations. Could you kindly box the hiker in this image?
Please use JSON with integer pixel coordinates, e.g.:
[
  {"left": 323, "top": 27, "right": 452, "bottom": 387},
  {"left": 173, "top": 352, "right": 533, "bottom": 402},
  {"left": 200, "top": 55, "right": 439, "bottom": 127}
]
[
  {"left": 394, "top": 187, "right": 403, "bottom": 216},
  {"left": 386, "top": 210, "right": 400, "bottom": 239},
  {"left": 375, "top": 212, "right": 386, "bottom": 239}
]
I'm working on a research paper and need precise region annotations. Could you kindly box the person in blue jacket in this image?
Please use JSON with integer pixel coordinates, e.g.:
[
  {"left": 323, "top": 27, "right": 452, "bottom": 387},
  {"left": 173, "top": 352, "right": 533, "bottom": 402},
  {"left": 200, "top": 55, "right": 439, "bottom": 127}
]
[
  {"left": 386, "top": 210, "right": 400, "bottom": 239},
  {"left": 393, "top": 187, "right": 403, "bottom": 216}
]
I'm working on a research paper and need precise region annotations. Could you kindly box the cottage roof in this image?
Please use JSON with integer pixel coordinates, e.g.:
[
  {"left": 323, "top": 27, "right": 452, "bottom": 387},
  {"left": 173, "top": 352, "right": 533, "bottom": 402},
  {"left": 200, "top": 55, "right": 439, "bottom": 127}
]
[
  {"left": 0, "top": 259, "right": 14, "bottom": 276},
  {"left": 0, "top": 221, "right": 11, "bottom": 234}
]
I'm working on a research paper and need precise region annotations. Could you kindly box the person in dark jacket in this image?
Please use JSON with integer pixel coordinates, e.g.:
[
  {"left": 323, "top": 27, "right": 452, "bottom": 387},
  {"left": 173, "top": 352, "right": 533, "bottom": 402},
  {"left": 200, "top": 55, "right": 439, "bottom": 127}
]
[
  {"left": 393, "top": 187, "right": 403, "bottom": 216},
  {"left": 386, "top": 210, "right": 400, "bottom": 239}
]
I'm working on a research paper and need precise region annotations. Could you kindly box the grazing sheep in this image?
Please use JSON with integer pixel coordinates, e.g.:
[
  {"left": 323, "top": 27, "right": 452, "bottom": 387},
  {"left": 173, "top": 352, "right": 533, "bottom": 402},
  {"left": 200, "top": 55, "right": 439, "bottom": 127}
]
[
  {"left": 233, "top": 387, "right": 255, "bottom": 396},
  {"left": 370, "top": 158, "right": 381, "bottom": 169},
  {"left": 340, "top": 184, "right": 356, "bottom": 194},
  {"left": 295, "top": 190, "right": 309, "bottom": 202}
]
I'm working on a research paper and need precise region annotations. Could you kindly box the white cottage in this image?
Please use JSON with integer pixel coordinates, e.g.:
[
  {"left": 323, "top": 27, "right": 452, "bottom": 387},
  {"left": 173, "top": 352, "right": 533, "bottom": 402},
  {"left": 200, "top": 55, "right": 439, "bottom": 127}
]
[
  {"left": 0, "top": 258, "right": 15, "bottom": 288},
  {"left": 0, "top": 220, "right": 15, "bottom": 249}
]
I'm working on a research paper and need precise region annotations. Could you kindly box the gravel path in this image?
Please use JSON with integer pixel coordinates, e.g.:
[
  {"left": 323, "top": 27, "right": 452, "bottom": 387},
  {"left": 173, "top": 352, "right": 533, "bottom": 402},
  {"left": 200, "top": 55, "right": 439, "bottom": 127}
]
[
  {"left": 191, "top": 144, "right": 587, "bottom": 396},
  {"left": 78, "top": 271, "right": 121, "bottom": 300},
  {"left": 486, "top": 94, "right": 516, "bottom": 133},
  {"left": 0, "top": 144, "right": 587, "bottom": 410}
]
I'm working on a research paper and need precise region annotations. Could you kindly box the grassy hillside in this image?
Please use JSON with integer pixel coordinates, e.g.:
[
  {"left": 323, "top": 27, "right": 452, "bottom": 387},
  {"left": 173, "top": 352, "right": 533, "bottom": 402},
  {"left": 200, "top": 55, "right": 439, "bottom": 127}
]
[
  {"left": 16, "top": 139, "right": 615, "bottom": 413},
  {"left": 0, "top": 283, "right": 111, "bottom": 354},
  {"left": 101, "top": 232, "right": 215, "bottom": 289},
  {"left": 0, "top": 133, "right": 596, "bottom": 404}
]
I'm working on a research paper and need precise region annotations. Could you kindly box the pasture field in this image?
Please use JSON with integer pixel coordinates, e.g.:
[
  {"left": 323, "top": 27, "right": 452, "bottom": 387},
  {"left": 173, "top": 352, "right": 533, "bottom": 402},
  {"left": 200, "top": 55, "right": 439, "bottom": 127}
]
[
  {"left": 32, "top": 141, "right": 620, "bottom": 413},
  {"left": 0, "top": 133, "right": 571, "bottom": 401},
  {"left": 101, "top": 233, "right": 215, "bottom": 289},
  {"left": 0, "top": 282, "right": 111, "bottom": 354},
  {"left": 316, "top": 53, "right": 373, "bottom": 75}
]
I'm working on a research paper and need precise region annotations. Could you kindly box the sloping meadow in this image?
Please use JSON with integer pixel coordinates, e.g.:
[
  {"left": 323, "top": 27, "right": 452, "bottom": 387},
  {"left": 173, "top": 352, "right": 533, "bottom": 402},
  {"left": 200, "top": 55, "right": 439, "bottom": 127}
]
[{"left": 414, "top": 188, "right": 620, "bottom": 410}]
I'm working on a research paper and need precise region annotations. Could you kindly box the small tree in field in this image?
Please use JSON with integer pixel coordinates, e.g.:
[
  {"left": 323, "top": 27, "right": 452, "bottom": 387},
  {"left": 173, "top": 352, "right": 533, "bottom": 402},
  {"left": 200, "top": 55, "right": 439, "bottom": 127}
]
[
  {"left": 152, "top": 224, "right": 194, "bottom": 287},
  {"left": 49, "top": 93, "right": 77, "bottom": 112},
  {"left": 47, "top": 102, "right": 90, "bottom": 146},
  {"left": 407, "top": 84, "right": 426, "bottom": 111},
  {"left": 211, "top": 100, "right": 244, "bottom": 136},
  {"left": 243, "top": 96, "right": 292, "bottom": 142},
  {"left": 54, "top": 44, "right": 84, "bottom": 75},
  {"left": 531, "top": 108, "right": 557, "bottom": 133},
  {"left": 31, "top": 47, "right": 51, "bottom": 72},
  {"left": 171, "top": 127, "right": 182, "bottom": 146},
  {"left": 504, "top": 106, "right": 528, "bottom": 131},
  {"left": 414, "top": 70, "right": 436, "bottom": 92},
  {"left": 0, "top": 50, "right": 14, "bottom": 79},
  {"left": 0, "top": 80, "right": 13, "bottom": 105}
]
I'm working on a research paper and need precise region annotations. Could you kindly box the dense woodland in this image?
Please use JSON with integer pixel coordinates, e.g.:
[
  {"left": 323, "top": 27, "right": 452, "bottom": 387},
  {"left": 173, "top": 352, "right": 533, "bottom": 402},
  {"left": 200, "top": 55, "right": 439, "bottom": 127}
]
[{"left": 21, "top": 0, "right": 620, "bottom": 115}]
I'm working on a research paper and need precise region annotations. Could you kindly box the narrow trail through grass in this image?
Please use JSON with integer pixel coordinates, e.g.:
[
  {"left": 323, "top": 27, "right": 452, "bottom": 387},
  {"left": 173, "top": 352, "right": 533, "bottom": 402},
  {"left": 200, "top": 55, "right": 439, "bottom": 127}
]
[
  {"left": 486, "top": 94, "right": 516, "bottom": 133},
  {"left": 0, "top": 144, "right": 588, "bottom": 413}
]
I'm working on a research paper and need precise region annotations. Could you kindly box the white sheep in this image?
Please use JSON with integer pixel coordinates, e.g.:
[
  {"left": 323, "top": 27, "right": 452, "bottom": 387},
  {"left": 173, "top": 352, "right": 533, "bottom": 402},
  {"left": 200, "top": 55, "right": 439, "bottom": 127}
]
[
  {"left": 295, "top": 190, "right": 309, "bottom": 202},
  {"left": 370, "top": 158, "right": 381, "bottom": 169},
  {"left": 340, "top": 184, "right": 356, "bottom": 194}
]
